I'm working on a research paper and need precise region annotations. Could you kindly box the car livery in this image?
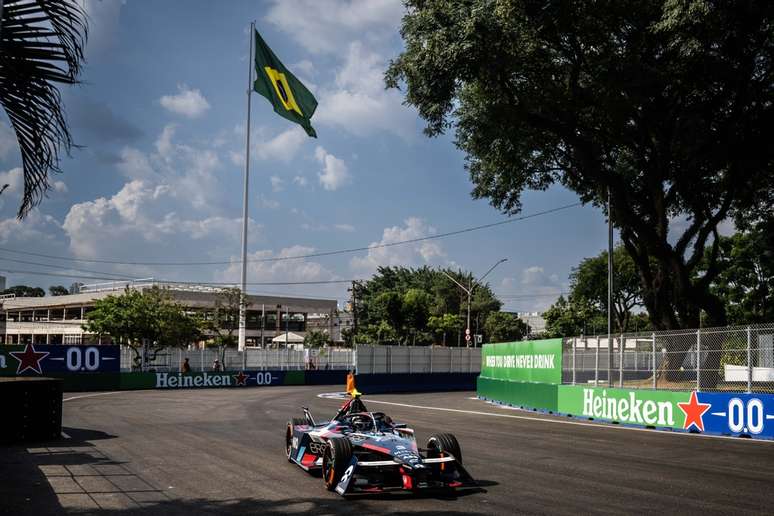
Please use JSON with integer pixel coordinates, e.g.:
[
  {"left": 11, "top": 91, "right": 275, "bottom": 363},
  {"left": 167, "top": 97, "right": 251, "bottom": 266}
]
[{"left": 285, "top": 394, "right": 475, "bottom": 496}]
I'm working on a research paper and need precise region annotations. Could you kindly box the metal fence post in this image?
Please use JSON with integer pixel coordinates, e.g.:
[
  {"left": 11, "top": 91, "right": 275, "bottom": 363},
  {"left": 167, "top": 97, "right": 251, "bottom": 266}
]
[
  {"left": 572, "top": 338, "right": 577, "bottom": 385},
  {"left": 747, "top": 326, "right": 752, "bottom": 393},
  {"left": 619, "top": 333, "right": 624, "bottom": 387},
  {"left": 178, "top": 348, "right": 182, "bottom": 372},
  {"left": 141, "top": 339, "right": 146, "bottom": 372},
  {"left": 388, "top": 346, "right": 392, "bottom": 374},
  {"left": 430, "top": 346, "right": 433, "bottom": 374},
  {"left": 652, "top": 332, "right": 656, "bottom": 389},
  {"left": 408, "top": 347, "right": 412, "bottom": 374},
  {"left": 242, "top": 347, "right": 247, "bottom": 371},
  {"left": 594, "top": 335, "right": 600, "bottom": 386},
  {"left": 200, "top": 347, "right": 204, "bottom": 372},
  {"left": 696, "top": 328, "right": 701, "bottom": 392}
]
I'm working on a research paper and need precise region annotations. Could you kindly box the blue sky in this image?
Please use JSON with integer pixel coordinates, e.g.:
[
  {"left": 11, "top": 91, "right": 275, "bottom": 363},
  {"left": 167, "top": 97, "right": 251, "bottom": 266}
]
[{"left": 0, "top": 0, "right": 612, "bottom": 311}]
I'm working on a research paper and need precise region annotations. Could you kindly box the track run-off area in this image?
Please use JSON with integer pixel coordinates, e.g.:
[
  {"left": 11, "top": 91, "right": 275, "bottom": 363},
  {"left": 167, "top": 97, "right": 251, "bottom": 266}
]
[{"left": 4, "top": 386, "right": 774, "bottom": 515}]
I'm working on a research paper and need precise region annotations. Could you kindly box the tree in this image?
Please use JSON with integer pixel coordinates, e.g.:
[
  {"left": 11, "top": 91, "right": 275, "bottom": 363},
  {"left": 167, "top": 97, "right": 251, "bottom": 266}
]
[
  {"left": 0, "top": 1, "right": 88, "bottom": 217},
  {"left": 83, "top": 287, "right": 201, "bottom": 369},
  {"left": 387, "top": 1, "right": 774, "bottom": 333},
  {"left": 710, "top": 228, "right": 774, "bottom": 325},
  {"left": 200, "top": 287, "right": 250, "bottom": 362},
  {"left": 304, "top": 329, "right": 330, "bottom": 348},
  {"left": 353, "top": 266, "right": 502, "bottom": 345},
  {"left": 543, "top": 296, "right": 606, "bottom": 339},
  {"left": 428, "top": 314, "right": 464, "bottom": 346},
  {"left": 48, "top": 285, "right": 68, "bottom": 296},
  {"left": 483, "top": 312, "right": 527, "bottom": 343},
  {"left": 2, "top": 285, "right": 44, "bottom": 297},
  {"left": 570, "top": 246, "right": 644, "bottom": 333}
]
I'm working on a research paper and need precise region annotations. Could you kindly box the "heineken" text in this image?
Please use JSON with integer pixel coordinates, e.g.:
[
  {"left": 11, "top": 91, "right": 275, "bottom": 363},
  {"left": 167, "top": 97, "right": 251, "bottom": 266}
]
[
  {"left": 155, "top": 372, "right": 231, "bottom": 388},
  {"left": 582, "top": 388, "right": 674, "bottom": 426}
]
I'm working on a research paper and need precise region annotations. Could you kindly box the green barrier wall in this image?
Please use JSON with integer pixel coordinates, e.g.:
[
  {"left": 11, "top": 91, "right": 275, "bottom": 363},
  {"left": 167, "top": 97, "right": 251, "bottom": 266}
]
[
  {"left": 480, "top": 338, "right": 563, "bottom": 384},
  {"left": 557, "top": 385, "right": 686, "bottom": 429},
  {"left": 477, "top": 376, "right": 558, "bottom": 411},
  {"left": 477, "top": 338, "right": 563, "bottom": 410}
]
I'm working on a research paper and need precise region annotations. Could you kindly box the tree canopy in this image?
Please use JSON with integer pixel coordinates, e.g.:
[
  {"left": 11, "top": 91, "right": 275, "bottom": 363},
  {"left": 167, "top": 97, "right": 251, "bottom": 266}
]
[
  {"left": 83, "top": 287, "right": 202, "bottom": 367},
  {"left": 49, "top": 285, "right": 69, "bottom": 296},
  {"left": 387, "top": 0, "right": 774, "bottom": 331},
  {"left": 3, "top": 285, "right": 45, "bottom": 297},
  {"left": 354, "top": 266, "right": 502, "bottom": 345},
  {"left": 569, "top": 245, "right": 643, "bottom": 332}
]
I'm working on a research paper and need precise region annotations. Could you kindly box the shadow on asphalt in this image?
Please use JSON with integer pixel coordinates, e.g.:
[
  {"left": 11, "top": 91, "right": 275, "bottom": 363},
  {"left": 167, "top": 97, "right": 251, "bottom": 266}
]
[{"left": 1, "top": 430, "right": 488, "bottom": 515}]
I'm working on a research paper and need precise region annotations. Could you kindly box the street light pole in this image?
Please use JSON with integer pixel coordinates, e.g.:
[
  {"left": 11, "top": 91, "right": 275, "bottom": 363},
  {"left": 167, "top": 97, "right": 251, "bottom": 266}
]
[{"left": 441, "top": 258, "right": 508, "bottom": 347}]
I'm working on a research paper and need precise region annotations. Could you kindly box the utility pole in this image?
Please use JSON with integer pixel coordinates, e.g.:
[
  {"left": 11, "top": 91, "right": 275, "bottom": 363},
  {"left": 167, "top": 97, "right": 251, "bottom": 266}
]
[
  {"left": 608, "top": 187, "right": 614, "bottom": 387},
  {"left": 441, "top": 258, "right": 507, "bottom": 348},
  {"left": 348, "top": 280, "right": 359, "bottom": 348}
]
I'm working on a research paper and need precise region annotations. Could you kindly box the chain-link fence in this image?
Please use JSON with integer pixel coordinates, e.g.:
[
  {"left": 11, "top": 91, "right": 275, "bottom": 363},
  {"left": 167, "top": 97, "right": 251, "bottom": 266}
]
[
  {"left": 562, "top": 323, "right": 774, "bottom": 393},
  {"left": 121, "top": 346, "right": 355, "bottom": 372}
]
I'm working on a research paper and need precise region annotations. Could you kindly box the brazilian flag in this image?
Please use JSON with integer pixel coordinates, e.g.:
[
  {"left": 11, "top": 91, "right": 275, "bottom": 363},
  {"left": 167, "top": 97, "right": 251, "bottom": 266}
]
[{"left": 253, "top": 30, "right": 318, "bottom": 138}]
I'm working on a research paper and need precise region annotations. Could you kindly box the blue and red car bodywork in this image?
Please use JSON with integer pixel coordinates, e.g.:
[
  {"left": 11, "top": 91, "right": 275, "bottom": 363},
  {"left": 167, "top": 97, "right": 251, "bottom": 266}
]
[{"left": 286, "top": 396, "right": 475, "bottom": 496}]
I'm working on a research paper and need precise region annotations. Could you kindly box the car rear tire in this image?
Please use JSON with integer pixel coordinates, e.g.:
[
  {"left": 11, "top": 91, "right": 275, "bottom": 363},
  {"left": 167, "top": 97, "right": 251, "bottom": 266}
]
[
  {"left": 286, "top": 417, "right": 307, "bottom": 461},
  {"left": 427, "top": 433, "right": 462, "bottom": 464},
  {"left": 322, "top": 437, "right": 353, "bottom": 491}
]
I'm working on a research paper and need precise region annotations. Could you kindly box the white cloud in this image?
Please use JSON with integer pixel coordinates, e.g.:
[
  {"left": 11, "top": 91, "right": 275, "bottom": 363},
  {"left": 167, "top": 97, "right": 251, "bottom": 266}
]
[
  {"left": 62, "top": 180, "right": 261, "bottom": 261},
  {"left": 315, "top": 42, "right": 417, "bottom": 138},
  {"left": 0, "top": 167, "right": 23, "bottom": 193},
  {"left": 497, "top": 267, "right": 566, "bottom": 313},
  {"left": 351, "top": 217, "right": 446, "bottom": 274},
  {"left": 214, "top": 245, "right": 338, "bottom": 297},
  {"left": 0, "top": 209, "right": 61, "bottom": 245},
  {"left": 52, "top": 180, "right": 68, "bottom": 193},
  {"left": 159, "top": 85, "right": 210, "bottom": 118},
  {"left": 334, "top": 224, "right": 355, "bottom": 232},
  {"left": 270, "top": 175, "right": 284, "bottom": 192},
  {"left": 265, "top": 0, "right": 403, "bottom": 55},
  {"left": 293, "top": 175, "right": 309, "bottom": 187},
  {"left": 315, "top": 146, "right": 351, "bottom": 191},
  {"left": 254, "top": 127, "right": 307, "bottom": 162},
  {"left": 292, "top": 59, "right": 316, "bottom": 77},
  {"left": 117, "top": 125, "right": 222, "bottom": 210}
]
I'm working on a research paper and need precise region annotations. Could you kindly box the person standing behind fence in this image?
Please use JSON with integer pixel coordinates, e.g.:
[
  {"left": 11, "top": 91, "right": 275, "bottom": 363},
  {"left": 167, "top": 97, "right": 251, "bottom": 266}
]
[
  {"left": 212, "top": 359, "right": 222, "bottom": 372},
  {"left": 182, "top": 357, "right": 191, "bottom": 373}
]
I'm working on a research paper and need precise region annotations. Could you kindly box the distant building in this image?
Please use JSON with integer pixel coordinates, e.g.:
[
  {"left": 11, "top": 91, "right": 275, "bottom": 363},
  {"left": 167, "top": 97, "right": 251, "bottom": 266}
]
[
  {"left": 306, "top": 310, "right": 354, "bottom": 343},
  {"left": 0, "top": 279, "right": 337, "bottom": 347},
  {"left": 516, "top": 312, "right": 546, "bottom": 336}
]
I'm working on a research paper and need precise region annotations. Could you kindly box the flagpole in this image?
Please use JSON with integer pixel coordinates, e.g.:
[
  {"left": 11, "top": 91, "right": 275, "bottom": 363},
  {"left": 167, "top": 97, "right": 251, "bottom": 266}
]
[{"left": 238, "top": 22, "right": 255, "bottom": 352}]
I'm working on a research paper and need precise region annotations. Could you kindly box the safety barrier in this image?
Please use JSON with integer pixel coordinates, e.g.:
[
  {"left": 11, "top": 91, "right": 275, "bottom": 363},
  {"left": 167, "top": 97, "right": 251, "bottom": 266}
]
[
  {"left": 1, "top": 377, "right": 62, "bottom": 443},
  {"left": 478, "top": 338, "right": 774, "bottom": 440},
  {"left": 355, "top": 372, "right": 478, "bottom": 394}
]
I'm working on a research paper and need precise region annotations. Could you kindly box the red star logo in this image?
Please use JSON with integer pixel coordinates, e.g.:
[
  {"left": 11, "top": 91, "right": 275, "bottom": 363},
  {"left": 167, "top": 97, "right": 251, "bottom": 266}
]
[
  {"left": 10, "top": 343, "right": 50, "bottom": 375},
  {"left": 232, "top": 371, "right": 249, "bottom": 386},
  {"left": 678, "top": 391, "right": 712, "bottom": 432}
]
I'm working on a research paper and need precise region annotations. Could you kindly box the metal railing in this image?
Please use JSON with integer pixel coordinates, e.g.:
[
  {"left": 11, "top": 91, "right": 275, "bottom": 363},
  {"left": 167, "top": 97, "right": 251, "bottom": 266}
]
[
  {"left": 121, "top": 346, "right": 355, "bottom": 372},
  {"left": 355, "top": 345, "right": 481, "bottom": 374},
  {"left": 562, "top": 323, "right": 774, "bottom": 393}
]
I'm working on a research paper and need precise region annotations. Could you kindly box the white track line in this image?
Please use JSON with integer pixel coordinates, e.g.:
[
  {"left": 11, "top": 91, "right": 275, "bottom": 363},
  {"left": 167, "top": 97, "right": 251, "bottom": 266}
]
[
  {"left": 63, "top": 391, "right": 122, "bottom": 402},
  {"left": 355, "top": 397, "right": 774, "bottom": 445}
]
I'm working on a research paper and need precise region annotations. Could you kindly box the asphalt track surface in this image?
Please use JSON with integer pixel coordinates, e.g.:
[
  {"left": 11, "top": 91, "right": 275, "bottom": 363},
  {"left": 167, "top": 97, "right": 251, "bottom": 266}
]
[{"left": 3, "top": 386, "right": 774, "bottom": 515}]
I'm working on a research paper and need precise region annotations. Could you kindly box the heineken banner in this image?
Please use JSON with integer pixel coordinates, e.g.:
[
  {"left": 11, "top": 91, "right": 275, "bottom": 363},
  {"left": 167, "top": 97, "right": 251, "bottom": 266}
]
[
  {"left": 558, "top": 385, "right": 774, "bottom": 439},
  {"left": 0, "top": 344, "right": 120, "bottom": 376},
  {"left": 480, "top": 338, "right": 562, "bottom": 384}
]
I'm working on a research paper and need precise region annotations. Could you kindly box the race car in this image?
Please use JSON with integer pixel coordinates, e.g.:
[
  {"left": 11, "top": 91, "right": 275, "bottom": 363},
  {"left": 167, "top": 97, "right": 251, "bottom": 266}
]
[{"left": 285, "top": 393, "right": 475, "bottom": 496}]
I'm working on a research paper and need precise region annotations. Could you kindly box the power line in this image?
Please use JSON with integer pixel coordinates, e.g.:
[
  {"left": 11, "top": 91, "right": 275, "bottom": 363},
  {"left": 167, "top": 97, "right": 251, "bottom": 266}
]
[
  {"left": 0, "top": 268, "right": 362, "bottom": 286},
  {"left": 0, "top": 202, "right": 582, "bottom": 267}
]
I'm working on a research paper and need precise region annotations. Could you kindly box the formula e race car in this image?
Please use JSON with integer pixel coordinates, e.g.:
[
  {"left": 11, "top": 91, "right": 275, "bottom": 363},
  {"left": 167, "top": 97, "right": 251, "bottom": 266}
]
[{"left": 285, "top": 393, "right": 475, "bottom": 496}]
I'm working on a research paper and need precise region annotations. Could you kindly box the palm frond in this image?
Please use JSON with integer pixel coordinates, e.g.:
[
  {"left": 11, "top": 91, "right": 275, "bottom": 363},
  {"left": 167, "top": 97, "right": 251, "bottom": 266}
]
[{"left": 0, "top": 0, "right": 87, "bottom": 218}]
